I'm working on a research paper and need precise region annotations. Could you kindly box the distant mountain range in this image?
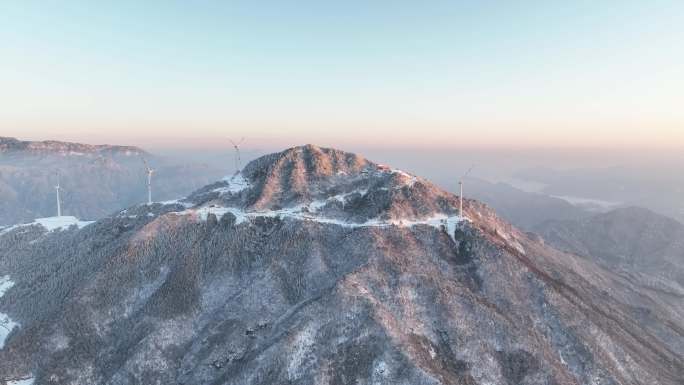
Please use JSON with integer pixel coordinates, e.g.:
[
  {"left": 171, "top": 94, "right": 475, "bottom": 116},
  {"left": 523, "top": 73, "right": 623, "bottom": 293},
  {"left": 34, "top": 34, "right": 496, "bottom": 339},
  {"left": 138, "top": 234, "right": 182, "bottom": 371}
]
[
  {"left": 0, "top": 137, "right": 226, "bottom": 225},
  {"left": 463, "top": 177, "right": 590, "bottom": 230},
  {"left": 0, "top": 145, "right": 680, "bottom": 384},
  {"left": 536, "top": 207, "right": 684, "bottom": 299},
  {"left": 0, "top": 136, "right": 147, "bottom": 157},
  {"left": 514, "top": 165, "right": 684, "bottom": 224}
]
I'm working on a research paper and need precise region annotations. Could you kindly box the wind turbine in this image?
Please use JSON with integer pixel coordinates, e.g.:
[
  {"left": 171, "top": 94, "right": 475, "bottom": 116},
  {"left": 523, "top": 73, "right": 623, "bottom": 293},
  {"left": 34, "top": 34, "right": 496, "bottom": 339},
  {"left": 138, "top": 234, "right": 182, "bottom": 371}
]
[
  {"left": 228, "top": 137, "right": 245, "bottom": 175},
  {"left": 459, "top": 165, "right": 474, "bottom": 218},
  {"left": 55, "top": 172, "right": 62, "bottom": 217},
  {"left": 142, "top": 158, "right": 155, "bottom": 205}
]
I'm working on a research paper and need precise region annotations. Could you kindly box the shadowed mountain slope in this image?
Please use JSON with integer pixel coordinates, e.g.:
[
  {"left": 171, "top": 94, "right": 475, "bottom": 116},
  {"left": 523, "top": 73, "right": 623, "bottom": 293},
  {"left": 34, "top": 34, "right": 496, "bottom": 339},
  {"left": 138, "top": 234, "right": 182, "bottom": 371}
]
[
  {"left": 537, "top": 207, "right": 684, "bottom": 275},
  {"left": 536, "top": 207, "right": 684, "bottom": 333}
]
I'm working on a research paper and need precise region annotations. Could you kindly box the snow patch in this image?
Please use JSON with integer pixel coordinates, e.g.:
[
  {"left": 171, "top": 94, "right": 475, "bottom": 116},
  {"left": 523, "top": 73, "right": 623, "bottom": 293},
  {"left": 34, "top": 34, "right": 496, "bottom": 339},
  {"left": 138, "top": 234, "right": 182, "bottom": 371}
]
[
  {"left": 35, "top": 216, "right": 94, "bottom": 231},
  {"left": 178, "top": 203, "right": 465, "bottom": 242},
  {"left": 287, "top": 323, "right": 318, "bottom": 380},
  {"left": 192, "top": 206, "right": 249, "bottom": 224},
  {"left": 375, "top": 165, "right": 418, "bottom": 187},
  {"left": 1, "top": 217, "right": 93, "bottom": 235},
  {"left": 444, "top": 216, "right": 462, "bottom": 241},
  {"left": 0, "top": 275, "right": 13, "bottom": 297},
  {"left": 391, "top": 169, "right": 417, "bottom": 187},
  {"left": 158, "top": 199, "right": 193, "bottom": 208},
  {"left": 216, "top": 173, "right": 250, "bottom": 194},
  {"left": 372, "top": 359, "right": 389, "bottom": 385},
  {"left": 117, "top": 201, "right": 193, "bottom": 219},
  {"left": 0, "top": 224, "right": 23, "bottom": 235},
  {"left": 7, "top": 377, "right": 34, "bottom": 385},
  {"left": 0, "top": 275, "right": 19, "bottom": 349},
  {"left": 308, "top": 189, "right": 368, "bottom": 210}
]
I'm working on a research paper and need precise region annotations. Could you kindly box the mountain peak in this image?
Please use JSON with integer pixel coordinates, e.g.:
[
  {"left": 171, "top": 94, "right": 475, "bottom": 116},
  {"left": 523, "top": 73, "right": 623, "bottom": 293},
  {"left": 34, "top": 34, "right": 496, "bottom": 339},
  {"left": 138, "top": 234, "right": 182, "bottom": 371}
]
[
  {"left": 186, "top": 145, "right": 469, "bottom": 226},
  {"left": 242, "top": 144, "right": 371, "bottom": 182},
  {"left": 242, "top": 145, "right": 371, "bottom": 211}
]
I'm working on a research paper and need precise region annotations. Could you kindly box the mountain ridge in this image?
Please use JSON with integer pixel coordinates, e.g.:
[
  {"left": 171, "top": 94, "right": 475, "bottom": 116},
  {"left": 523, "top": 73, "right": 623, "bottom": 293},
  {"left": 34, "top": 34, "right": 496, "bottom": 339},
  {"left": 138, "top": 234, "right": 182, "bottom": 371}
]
[
  {"left": 0, "top": 137, "right": 147, "bottom": 157},
  {"left": 186, "top": 144, "right": 465, "bottom": 224},
  {"left": 536, "top": 206, "right": 684, "bottom": 299}
]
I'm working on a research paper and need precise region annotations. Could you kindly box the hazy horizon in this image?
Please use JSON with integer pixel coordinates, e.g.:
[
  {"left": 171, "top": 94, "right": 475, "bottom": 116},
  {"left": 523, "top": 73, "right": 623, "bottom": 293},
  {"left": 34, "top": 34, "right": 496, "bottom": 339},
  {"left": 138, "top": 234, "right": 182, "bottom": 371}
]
[{"left": 3, "top": 1, "right": 683, "bottom": 150}]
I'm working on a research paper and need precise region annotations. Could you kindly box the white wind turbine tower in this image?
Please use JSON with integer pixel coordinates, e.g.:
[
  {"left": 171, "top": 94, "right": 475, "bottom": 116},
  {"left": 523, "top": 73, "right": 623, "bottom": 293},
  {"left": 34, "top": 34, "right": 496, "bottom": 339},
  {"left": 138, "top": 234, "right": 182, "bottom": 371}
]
[
  {"left": 228, "top": 137, "right": 245, "bottom": 175},
  {"left": 459, "top": 165, "right": 474, "bottom": 218},
  {"left": 142, "top": 158, "right": 155, "bottom": 205},
  {"left": 55, "top": 172, "right": 62, "bottom": 217}
]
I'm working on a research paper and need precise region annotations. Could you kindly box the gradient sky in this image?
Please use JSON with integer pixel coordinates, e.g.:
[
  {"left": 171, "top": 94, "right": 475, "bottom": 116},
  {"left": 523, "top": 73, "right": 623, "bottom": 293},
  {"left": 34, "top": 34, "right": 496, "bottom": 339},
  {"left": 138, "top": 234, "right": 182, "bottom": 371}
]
[{"left": 1, "top": 0, "right": 683, "bottom": 149}]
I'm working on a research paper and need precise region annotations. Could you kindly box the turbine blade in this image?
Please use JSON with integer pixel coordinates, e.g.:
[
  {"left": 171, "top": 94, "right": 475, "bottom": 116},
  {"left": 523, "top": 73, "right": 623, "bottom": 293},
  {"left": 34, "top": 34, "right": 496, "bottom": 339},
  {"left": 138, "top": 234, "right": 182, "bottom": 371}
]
[{"left": 462, "top": 164, "right": 475, "bottom": 178}]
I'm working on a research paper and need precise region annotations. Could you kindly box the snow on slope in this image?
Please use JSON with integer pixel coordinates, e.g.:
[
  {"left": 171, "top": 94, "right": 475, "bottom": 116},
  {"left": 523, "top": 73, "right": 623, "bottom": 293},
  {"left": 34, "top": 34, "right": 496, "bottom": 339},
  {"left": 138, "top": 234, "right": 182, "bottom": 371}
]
[
  {"left": 7, "top": 377, "right": 34, "bottom": 385},
  {"left": 176, "top": 203, "right": 466, "bottom": 242},
  {"left": 162, "top": 164, "right": 466, "bottom": 241},
  {"left": 0, "top": 216, "right": 94, "bottom": 235},
  {"left": 0, "top": 275, "right": 18, "bottom": 349},
  {"left": 212, "top": 173, "right": 250, "bottom": 195},
  {"left": 0, "top": 276, "right": 13, "bottom": 298},
  {"left": 34, "top": 216, "right": 94, "bottom": 231}
]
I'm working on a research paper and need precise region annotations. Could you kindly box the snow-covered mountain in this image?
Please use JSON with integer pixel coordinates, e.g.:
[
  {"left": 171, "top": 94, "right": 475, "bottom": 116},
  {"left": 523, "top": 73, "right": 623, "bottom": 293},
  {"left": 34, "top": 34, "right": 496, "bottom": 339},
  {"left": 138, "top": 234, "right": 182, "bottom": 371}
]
[
  {"left": 0, "top": 145, "right": 681, "bottom": 385},
  {"left": 0, "top": 137, "right": 225, "bottom": 226}
]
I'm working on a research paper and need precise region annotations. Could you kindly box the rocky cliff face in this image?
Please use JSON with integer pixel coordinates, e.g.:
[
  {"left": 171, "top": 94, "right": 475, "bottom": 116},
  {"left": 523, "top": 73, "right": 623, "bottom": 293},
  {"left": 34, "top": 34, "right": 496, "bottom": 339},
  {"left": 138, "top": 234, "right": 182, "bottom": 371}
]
[{"left": 0, "top": 145, "right": 681, "bottom": 385}]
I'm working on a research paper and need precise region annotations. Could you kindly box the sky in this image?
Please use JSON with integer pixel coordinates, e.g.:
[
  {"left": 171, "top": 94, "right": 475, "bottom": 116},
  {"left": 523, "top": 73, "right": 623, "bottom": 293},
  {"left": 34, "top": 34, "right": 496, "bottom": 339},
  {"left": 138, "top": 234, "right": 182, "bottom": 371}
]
[{"left": 1, "top": 0, "right": 683, "bottom": 150}]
